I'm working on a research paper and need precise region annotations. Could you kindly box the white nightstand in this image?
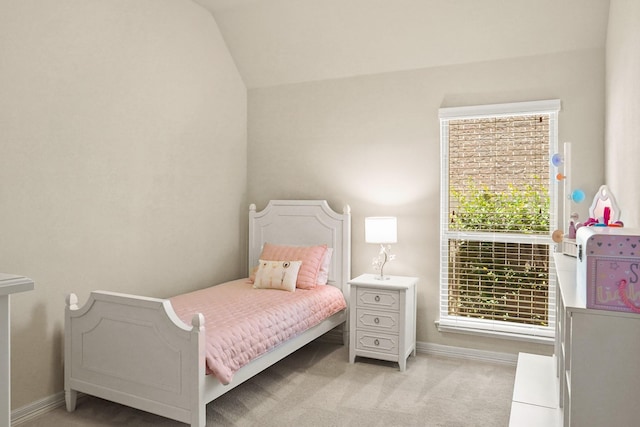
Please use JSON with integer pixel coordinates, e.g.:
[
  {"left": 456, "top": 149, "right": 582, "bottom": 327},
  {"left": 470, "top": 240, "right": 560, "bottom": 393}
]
[{"left": 348, "top": 274, "right": 418, "bottom": 371}]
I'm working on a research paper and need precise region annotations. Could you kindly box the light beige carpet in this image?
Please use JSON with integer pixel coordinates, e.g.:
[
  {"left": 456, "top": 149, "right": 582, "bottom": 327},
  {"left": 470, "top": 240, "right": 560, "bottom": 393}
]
[{"left": 19, "top": 341, "right": 515, "bottom": 427}]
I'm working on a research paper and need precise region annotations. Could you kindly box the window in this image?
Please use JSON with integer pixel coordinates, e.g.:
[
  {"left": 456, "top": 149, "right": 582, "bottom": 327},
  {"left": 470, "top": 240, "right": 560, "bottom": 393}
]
[{"left": 438, "top": 100, "right": 560, "bottom": 343}]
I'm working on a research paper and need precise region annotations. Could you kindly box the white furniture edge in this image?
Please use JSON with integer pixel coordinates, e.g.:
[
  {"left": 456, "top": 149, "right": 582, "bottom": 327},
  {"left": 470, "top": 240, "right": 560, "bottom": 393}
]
[
  {"left": 1, "top": 274, "right": 34, "bottom": 427},
  {"left": 509, "top": 252, "right": 640, "bottom": 426},
  {"left": 508, "top": 254, "right": 566, "bottom": 426},
  {"left": 64, "top": 200, "right": 351, "bottom": 427}
]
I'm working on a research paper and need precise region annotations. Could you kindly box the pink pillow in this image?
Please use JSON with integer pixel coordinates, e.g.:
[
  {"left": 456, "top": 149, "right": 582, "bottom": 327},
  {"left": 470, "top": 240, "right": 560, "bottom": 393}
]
[
  {"left": 316, "top": 248, "right": 333, "bottom": 285},
  {"left": 259, "top": 243, "right": 327, "bottom": 289}
]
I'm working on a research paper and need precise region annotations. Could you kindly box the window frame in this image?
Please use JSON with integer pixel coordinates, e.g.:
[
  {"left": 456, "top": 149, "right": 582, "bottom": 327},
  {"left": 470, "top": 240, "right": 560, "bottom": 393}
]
[{"left": 438, "top": 99, "right": 561, "bottom": 344}]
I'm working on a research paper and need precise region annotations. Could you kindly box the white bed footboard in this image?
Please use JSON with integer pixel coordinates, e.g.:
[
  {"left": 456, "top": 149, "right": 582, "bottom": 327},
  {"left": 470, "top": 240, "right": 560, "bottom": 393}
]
[
  {"left": 64, "top": 200, "right": 351, "bottom": 426},
  {"left": 65, "top": 291, "right": 206, "bottom": 427}
]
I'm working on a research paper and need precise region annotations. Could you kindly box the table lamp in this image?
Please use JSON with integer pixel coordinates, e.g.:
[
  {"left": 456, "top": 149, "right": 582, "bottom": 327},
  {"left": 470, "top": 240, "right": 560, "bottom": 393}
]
[{"left": 365, "top": 216, "right": 397, "bottom": 280}]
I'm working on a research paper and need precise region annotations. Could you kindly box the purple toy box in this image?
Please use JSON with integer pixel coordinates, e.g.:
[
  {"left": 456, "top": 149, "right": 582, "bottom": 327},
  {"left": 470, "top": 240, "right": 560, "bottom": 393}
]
[{"left": 576, "top": 227, "right": 640, "bottom": 314}]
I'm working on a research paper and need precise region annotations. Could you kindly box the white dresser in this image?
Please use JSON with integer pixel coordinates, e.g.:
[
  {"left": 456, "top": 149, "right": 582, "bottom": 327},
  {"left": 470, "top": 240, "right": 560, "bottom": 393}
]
[
  {"left": 509, "top": 253, "right": 640, "bottom": 426},
  {"left": 348, "top": 274, "right": 417, "bottom": 371}
]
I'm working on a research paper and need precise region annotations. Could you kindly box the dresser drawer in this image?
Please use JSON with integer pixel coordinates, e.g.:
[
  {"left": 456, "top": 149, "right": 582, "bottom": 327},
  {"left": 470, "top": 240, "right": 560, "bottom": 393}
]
[
  {"left": 356, "top": 288, "right": 400, "bottom": 310},
  {"left": 355, "top": 308, "right": 399, "bottom": 333},
  {"left": 355, "top": 330, "right": 398, "bottom": 355}
]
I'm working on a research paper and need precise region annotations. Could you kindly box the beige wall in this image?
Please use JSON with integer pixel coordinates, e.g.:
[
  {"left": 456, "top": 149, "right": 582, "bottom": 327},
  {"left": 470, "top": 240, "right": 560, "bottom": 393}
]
[
  {"left": 606, "top": 0, "right": 640, "bottom": 227},
  {"left": 207, "top": 0, "right": 610, "bottom": 89},
  {"left": 248, "top": 48, "right": 605, "bottom": 356},
  {"left": 2, "top": 0, "right": 618, "bottom": 413},
  {"left": 1, "top": 0, "right": 247, "bottom": 408}
]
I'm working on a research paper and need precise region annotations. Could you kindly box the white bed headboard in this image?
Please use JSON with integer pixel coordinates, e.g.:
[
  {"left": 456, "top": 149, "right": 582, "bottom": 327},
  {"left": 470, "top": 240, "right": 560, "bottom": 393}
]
[{"left": 248, "top": 200, "right": 351, "bottom": 293}]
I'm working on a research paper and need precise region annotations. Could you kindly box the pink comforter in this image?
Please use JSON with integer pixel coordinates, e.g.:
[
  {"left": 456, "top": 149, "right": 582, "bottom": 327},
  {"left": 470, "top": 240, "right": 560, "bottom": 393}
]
[{"left": 170, "top": 279, "right": 346, "bottom": 385}]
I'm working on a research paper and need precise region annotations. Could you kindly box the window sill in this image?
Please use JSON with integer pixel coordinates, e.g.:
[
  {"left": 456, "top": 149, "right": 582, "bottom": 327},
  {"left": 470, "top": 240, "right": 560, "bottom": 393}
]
[{"left": 435, "top": 321, "right": 555, "bottom": 345}]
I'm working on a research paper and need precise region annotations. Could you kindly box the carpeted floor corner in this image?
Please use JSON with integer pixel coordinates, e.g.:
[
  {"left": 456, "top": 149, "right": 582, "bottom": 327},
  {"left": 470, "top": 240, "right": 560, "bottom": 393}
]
[{"left": 18, "top": 342, "right": 515, "bottom": 427}]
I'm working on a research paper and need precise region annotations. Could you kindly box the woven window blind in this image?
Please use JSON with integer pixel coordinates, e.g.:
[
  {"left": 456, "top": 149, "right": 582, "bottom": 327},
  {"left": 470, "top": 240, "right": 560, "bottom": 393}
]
[{"left": 438, "top": 100, "right": 560, "bottom": 341}]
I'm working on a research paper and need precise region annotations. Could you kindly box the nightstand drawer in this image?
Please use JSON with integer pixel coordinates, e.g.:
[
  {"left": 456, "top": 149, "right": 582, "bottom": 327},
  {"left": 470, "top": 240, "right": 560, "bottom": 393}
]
[
  {"left": 355, "top": 330, "right": 398, "bottom": 355},
  {"left": 356, "top": 288, "right": 400, "bottom": 310},
  {"left": 356, "top": 308, "right": 399, "bottom": 333}
]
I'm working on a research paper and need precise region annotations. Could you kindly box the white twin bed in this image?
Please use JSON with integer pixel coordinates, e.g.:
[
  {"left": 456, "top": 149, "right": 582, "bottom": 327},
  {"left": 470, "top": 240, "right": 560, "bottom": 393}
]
[{"left": 64, "top": 200, "right": 351, "bottom": 427}]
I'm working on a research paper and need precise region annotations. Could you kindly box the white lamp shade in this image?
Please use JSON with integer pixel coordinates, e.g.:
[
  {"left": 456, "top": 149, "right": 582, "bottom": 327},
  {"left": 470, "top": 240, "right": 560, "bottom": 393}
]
[{"left": 365, "top": 217, "right": 397, "bottom": 244}]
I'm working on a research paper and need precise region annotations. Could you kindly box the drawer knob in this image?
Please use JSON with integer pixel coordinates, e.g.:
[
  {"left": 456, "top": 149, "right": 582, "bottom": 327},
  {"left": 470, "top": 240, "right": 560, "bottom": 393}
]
[
  {"left": 374, "top": 295, "right": 381, "bottom": 302},
  {"left": 374, "top": 317, "right": 380, "bottom": 324},
  {"left": 374, "top": 339, "right": 380, "bottom": 346}
]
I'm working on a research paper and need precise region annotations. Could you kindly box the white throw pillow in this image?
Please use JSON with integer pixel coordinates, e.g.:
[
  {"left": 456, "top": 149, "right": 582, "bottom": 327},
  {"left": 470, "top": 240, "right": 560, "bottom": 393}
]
[{"left": 253, "top": 260, "right": 302, "bottom": 292}]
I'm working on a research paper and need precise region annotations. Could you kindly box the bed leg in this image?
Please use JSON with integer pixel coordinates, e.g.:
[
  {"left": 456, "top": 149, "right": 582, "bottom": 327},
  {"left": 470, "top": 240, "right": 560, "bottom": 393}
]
[
  {"left": 65, "top": 389, "right": 77, "bottom": 412},
  {"left": 190, "top": 410, "right": 205, "bottom": 427},
  {"left": 190, "top": 313, "right": 206, "bottom": 427},
  {"left": 64, "top": 293, "right": 78, "bottom": 413}
]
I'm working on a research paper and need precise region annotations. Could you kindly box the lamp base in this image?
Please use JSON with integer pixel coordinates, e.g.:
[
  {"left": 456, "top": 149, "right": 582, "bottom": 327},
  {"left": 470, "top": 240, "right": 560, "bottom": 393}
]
[{"left": 373, "top": 245, "right": 393, "bottom": 281}]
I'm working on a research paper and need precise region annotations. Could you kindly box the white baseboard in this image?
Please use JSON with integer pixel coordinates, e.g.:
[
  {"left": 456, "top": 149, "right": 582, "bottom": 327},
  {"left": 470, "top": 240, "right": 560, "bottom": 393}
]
[
  {"left": 11, "top": 391, "right": 67, "bottom": 425},
  {"left": 417, "top": 341, "right": 518, "bottom": 366}
]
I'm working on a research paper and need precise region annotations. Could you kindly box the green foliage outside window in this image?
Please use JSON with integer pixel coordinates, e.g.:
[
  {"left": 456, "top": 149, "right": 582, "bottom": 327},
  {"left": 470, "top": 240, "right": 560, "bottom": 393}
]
[
  {"left": 448, "top": 181, "right": 550, "bottom": 325},
  {"left": 450, "top": 180, "right": 549, "bottom": 233}
]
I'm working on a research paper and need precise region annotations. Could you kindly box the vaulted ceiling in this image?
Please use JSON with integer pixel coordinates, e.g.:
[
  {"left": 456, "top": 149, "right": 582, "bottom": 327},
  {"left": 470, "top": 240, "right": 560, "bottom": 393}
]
[{"left": 194, "top": 0, "right": 610, "bottom": 89}]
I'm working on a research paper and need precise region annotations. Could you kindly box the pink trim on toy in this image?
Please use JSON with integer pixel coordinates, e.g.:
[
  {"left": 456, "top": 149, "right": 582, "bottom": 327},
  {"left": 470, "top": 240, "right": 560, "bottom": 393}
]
[{"left": 618, "top": 279, "right": 640, "bottom": 314}]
